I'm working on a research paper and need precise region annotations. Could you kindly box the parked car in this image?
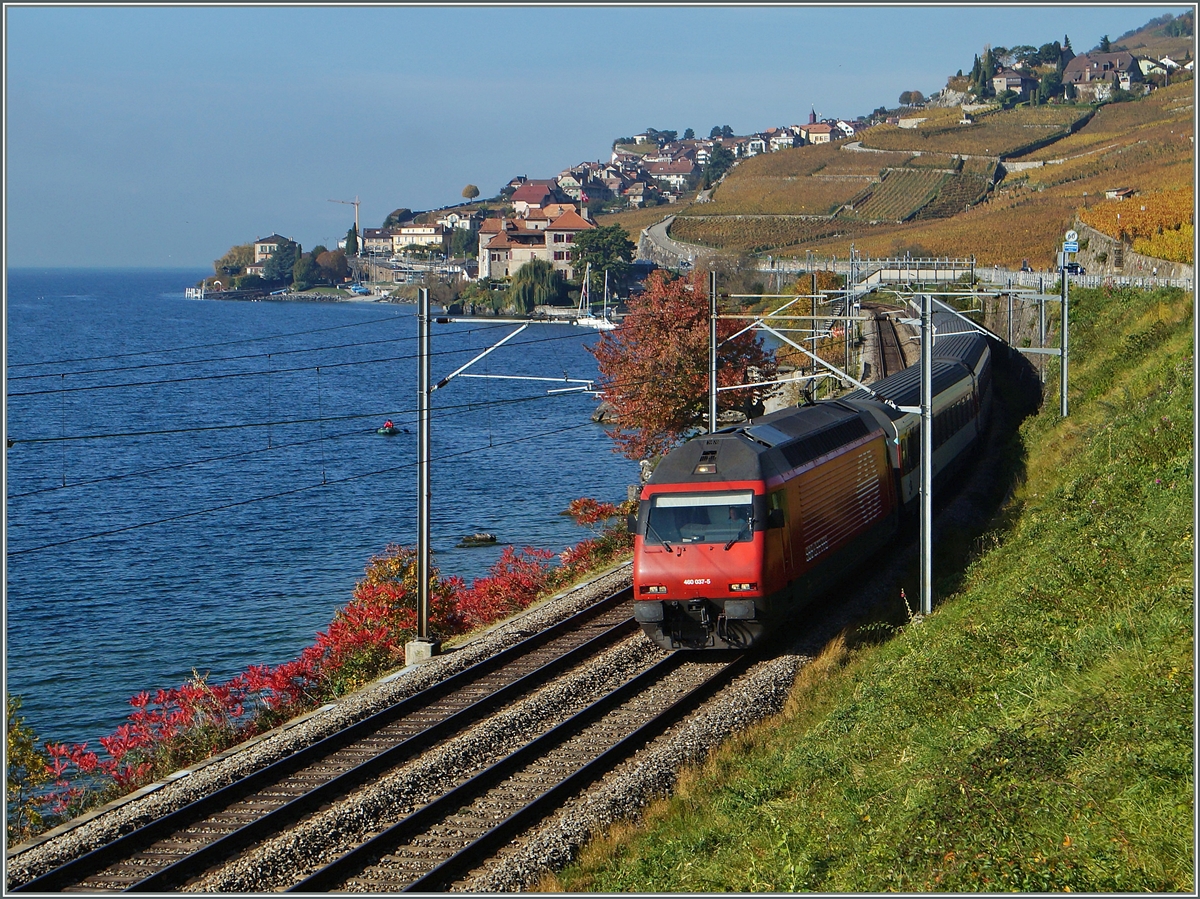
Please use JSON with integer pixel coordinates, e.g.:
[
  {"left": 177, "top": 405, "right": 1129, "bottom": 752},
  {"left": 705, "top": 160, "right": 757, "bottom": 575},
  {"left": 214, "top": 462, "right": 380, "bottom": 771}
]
[
  {"left": 1063, "top": 262, "right": 1085, "bottom": 275},
  {"left": 1020, "top": 259, "right": 1033, "bottom": 273}
]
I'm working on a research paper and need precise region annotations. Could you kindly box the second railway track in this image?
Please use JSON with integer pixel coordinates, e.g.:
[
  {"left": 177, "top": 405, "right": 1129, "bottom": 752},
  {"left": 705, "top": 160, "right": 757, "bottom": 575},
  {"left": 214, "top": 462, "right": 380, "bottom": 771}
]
[{"left": 866, "top": 303, "right": 909, "bottom": 380}]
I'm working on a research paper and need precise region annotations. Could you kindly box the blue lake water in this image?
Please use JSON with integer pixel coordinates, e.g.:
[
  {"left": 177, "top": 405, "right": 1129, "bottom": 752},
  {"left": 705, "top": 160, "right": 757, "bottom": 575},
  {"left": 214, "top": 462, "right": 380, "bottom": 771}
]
[{"left": 5, "top": 268, "right": 638, "bottom": 748}]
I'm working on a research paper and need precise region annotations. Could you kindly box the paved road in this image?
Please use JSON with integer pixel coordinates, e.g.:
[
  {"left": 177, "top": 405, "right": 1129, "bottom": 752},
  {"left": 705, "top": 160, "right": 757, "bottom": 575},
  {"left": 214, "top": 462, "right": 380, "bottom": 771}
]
[{"left": 636, "top": 213, "right": 1192, "bottom": 292}]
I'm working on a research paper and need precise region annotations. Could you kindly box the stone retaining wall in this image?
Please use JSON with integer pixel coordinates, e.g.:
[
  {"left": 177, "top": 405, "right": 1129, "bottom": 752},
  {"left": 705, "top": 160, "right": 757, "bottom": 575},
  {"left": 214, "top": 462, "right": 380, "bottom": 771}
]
[{"left": 1073, "top": 220, "right": 1194, "bottom": 281}]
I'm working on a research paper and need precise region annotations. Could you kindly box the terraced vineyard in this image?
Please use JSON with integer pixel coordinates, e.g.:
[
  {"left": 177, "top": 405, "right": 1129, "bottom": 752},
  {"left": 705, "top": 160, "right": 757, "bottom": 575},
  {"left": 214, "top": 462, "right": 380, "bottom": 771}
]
[
  {"left": 661, "top": 81, "right": 1192, "bottom": 268},
  {"left": 699, "top": 143, "right": 909, "bottom": 216},
  {"left": 843, "top": 168, "right": 951, "bottom": 221},
  {"left": 669, "top": 214, "right": 853, "bottom": 254},
  {"left": 858, "top": 105, "right": 1093, "bottom": 157}
]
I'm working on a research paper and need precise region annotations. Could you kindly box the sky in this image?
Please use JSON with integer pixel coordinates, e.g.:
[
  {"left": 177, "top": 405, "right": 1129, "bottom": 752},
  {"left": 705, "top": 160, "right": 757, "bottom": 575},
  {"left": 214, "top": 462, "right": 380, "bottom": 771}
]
[{"left": 4, "top": 3, "right": 1191, "bottom": 268}]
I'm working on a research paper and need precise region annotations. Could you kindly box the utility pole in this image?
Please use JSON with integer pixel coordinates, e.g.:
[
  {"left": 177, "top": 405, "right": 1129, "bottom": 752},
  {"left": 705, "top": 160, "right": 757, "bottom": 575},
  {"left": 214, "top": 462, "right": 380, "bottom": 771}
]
[
  {"left": 1060, "top": 250, "right": 1070, "bottom": 417},
  {"left": 1059, "top": 228, "right": 1077, "bottom": 416},
  {"left": 407, "top": 286, "right": 438, "bottom": 667},
  {"left": 919, "top": 291, "right": 934, "bottom": 616},
  {"left": 709, "top": 270, "right": 718, "bottom": 433}
]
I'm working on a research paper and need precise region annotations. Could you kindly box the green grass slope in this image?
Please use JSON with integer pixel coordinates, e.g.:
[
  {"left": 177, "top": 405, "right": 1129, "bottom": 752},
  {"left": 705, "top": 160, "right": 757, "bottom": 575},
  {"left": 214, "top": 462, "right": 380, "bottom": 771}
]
[{"left": 548, "top": 284, "right": 1194, "bottom": 892}]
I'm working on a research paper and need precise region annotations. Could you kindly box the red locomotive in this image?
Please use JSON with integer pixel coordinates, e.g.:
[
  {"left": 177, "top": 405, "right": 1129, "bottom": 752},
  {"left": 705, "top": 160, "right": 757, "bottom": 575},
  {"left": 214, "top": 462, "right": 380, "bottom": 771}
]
[{"left": 631, "top": 328, "right": 993, "bottom": 650}]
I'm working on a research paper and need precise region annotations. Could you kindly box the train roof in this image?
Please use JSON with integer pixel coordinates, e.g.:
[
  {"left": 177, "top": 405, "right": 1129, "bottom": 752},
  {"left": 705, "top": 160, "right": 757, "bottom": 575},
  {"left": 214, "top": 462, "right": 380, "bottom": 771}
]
[
  {"left": 932, "top": 331, "right": 989, "bottom": 369},
  {"left": 649, "top": 401, "right": 871, "bottom": 486},
  {"left": 843, "top": 359, "right": 969, "bottom": 412}
]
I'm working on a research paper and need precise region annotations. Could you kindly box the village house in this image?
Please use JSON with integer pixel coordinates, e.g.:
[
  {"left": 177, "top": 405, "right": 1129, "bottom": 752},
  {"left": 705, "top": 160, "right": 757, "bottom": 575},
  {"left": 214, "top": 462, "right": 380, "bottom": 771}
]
[
  {"left": 477, "top": 206, "right": 594, "bottom": 280},
  {"left": 646, "top": 158, "right": 698, "bottom": 191},
  {"left": 360, "top": 228, "right": 395, "bottom": 256},
  {"left": 435, "top": 210, "right": 481, "bottom": 232},
  {"left": 510, "top": 180, "right": 563, "bottom": 216},
  {"left": 799, "top": 122, "right": 835, "bottom": 144},
  {"left": 769, "top": 131, "right": 797, "bottom": 151},
  {"left": 1104, "top": 186, "right": 1136, "bottom": 200},
  {"left": 739, "top": 136, "right": 767, "bottom": 156},
  {"left": 992, "top": 68, "right": 1040, "bottom": 97},
  {"left": 1063, "top": 50, "right": 1143, "bottom": 100},
  {"left": 253, "top": 234, "right": 289, "bottom": 263},
  {"left": 623, "top": 180, "right": 660, "bottom": 208},
  {"left": 392, "top": 223, "right": 448, "bottom": 254}
]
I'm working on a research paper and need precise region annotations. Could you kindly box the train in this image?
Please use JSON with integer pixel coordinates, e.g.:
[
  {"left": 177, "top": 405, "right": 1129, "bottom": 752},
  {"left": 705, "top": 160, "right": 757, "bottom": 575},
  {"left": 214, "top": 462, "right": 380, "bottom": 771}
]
[{"left": 630, "top": 317, "right": 994, "bottom": 650}]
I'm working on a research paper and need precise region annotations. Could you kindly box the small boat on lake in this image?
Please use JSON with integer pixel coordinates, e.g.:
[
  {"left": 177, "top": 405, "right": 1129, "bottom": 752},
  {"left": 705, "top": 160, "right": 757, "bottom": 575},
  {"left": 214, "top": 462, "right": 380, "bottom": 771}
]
[
  {"left": 377, "top": 419, "right": 403, "bottom": 436},
  {"left": 457, "top": 532, "right": 498, "bottom": 547}
]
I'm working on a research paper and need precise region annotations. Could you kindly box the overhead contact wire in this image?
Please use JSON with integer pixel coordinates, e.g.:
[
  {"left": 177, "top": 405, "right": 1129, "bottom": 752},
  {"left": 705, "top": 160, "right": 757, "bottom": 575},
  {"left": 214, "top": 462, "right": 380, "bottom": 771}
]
[{"left": 7, "top": 420, "right": 601, "bottom": 557}]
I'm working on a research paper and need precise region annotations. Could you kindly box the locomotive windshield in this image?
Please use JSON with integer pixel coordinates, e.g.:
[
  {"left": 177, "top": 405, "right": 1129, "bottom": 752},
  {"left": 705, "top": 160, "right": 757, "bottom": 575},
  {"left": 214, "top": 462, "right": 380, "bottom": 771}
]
[{"left": 646, "top": 491, "right": 754, "bottom": 546}]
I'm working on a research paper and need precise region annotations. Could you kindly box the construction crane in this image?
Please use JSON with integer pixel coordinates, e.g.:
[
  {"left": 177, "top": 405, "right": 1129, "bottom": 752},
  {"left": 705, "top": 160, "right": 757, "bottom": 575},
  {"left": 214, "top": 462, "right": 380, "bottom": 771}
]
[{"left": 328, "top": 196, "right": 360, "bottom": 253}]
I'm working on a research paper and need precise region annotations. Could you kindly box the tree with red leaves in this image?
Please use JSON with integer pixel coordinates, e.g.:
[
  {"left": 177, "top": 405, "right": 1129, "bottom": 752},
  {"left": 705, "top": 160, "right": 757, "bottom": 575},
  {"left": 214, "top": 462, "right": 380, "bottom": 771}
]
[{"left": 589, "top": 269, "right": 777, "bottom": 461}]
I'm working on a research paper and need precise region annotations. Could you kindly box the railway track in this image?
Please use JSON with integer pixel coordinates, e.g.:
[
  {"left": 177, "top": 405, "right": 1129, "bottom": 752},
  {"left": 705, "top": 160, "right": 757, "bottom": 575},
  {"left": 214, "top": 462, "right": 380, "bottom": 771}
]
[
  {"left": 867, "top": 304, "right": 908, "bottom": 380},
  {"left": 294, "top": 651, "right": 750, "bottom": 892},
  {"left": 12, "top": 588, "right": 651, "bottom": 893}
]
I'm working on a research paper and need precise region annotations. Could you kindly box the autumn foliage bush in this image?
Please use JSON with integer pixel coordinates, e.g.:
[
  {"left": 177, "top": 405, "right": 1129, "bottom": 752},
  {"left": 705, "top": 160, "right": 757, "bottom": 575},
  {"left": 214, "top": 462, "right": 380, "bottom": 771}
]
[
  {"left": 6, "top": 498, "right": 635, "bottom": 841},
  {"left": 589, "top": 269, "right": 778, "bottom": 460},
  {"left": 1079, "top": 186, "right": 1194, "bottom": 263}
]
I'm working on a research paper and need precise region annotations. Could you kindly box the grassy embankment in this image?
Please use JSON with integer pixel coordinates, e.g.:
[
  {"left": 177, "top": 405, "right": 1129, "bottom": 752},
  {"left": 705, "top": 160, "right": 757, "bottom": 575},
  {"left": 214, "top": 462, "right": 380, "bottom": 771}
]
[{"left": 546, "top": 282, "right": 1194, "bottom": 892}]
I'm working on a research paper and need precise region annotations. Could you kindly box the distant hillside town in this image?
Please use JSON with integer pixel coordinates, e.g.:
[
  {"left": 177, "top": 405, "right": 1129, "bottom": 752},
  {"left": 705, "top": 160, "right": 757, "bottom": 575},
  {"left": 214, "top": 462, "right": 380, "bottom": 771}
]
[{"left": 210, "top": 17, "right": 1192, "bottom": 296}]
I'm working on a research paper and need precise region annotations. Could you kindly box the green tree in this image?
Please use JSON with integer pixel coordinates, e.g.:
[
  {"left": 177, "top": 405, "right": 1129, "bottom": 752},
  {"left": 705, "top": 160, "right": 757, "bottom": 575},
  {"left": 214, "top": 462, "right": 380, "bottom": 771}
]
[
  {"left": 382, "top": 208, "right": 413, "bottom": 229},
  {"left": 449, "top": 228, "right": 475, "bottom": 259},
  {"left": 509, "top": 259, "right": 566, "bottom": 314},
  {"left": 345, "top": 225, "right": 359, "bottom": 256},
  {"left": 1037, "top": 40, "right": 1062, "bottom": 65},
  {"left": 234, "top": 273, "right": 264, "bottom": 290},
  {"left": 980, "top": 47, "right": 997, "bottom": 96},
  {"left": 683, "top": 128, "right": 695, "bottom": 140},
  {"left": 292, "top": 251, "right": 321, "bottom": 290},
  {"left": 462, "top": 184, "right": 480, "bottom": 200},
  {"left": 1099, "top": 34, "right": 1111, "bottom": 52},
  {"left": 570, "top": 224, "right": 635, "bottom": 292},
  {"left": 1164, "top": 11, "right": 1192, "bottom": 36},
  {"left": 1037, "top": 70, "right": 1063, "bottom": 103},
  {"left": 704, "top": 143, "right": 736, "bottom": 184},
  {"left": 7, "top": 694, "right": 51, "bottom": 842},
  {"left": 263, "top": 239, "right": 299, "bottom": 284}
]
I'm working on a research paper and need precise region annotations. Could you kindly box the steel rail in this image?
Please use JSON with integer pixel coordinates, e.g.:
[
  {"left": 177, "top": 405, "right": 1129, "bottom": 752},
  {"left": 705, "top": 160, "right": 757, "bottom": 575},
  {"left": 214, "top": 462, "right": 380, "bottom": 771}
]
[
  {"left": 287, "top": 652, "right": 704, "bottom": 892},
  {"left": 403, "top": 651, "right": 754, "bottom": 892},
  {"left": 12, "top": 586, "right": 634, "bottom": 893},
  {"left": 125, "top": 614, "right": 638, "bottom": 892}
]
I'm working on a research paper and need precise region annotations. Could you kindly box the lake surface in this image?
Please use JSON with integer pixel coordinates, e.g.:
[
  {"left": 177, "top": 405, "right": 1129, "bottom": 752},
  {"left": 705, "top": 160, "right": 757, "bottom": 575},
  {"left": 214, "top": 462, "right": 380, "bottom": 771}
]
[{"left": 5, "top": 268, "right": 637, "bottom": 747}]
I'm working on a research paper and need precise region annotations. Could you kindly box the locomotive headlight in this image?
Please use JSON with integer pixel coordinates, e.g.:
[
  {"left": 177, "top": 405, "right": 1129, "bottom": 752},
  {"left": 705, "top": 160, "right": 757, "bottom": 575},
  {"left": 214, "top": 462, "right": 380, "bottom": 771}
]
[
  {"left": 728, "top": 582, "right": 757, "bottom": 592},
  {"left": 640, "top": 585, "right": 668, "bottom": 594}
]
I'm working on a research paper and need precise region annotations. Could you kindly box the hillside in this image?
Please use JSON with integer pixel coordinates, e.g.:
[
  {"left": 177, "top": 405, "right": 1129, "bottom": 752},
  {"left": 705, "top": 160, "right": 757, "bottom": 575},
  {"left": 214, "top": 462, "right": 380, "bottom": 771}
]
[
  {"left": 666, "top": 82, "right": 1193, "bottom": 268},
  {"left": 546, "top": 282, "right": 1194, "bottom": 892}
]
